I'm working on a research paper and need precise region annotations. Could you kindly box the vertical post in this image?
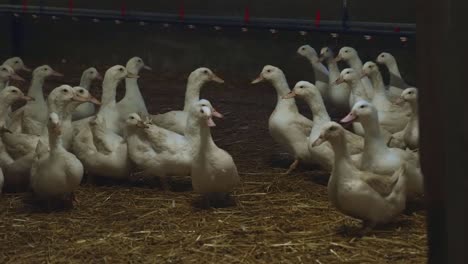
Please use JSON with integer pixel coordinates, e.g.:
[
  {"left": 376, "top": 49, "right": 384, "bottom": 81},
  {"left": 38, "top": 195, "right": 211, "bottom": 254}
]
[
  {"left": 418, "top": 0, "right": 468, "bottom": 263},
  {"left": 10, "top": 0, "right": 24, "bottom": 56}
]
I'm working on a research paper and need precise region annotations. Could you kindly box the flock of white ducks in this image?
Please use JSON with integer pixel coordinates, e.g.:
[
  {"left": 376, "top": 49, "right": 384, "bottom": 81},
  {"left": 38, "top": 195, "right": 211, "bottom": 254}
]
[{"left": 0, "top": 45, "right": 420, "bottom": 232}]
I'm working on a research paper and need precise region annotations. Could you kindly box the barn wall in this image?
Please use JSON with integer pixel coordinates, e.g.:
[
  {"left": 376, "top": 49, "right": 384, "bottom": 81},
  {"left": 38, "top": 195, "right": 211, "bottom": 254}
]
[{"left": 0, "top": 1, "right": 415, "bottom": 86}]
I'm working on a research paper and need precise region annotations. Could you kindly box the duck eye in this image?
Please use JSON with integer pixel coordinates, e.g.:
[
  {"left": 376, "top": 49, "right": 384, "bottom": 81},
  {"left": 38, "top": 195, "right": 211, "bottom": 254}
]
[
  {"left": 301, "top": 47, "right": 305, "bottom": 51},
  {"left": 43, "top": 68, "right": 48, "bottom": 71},
  {"left": 346, "top": 71, "right": 350, "bottom": 74},
  {"left": 79, "top": 90, "right": 84, "bottom": 93},
  {"left": 329, "top": 126, "right": 337, "bottom": 131},
  {"left": 203, "top": 70, "right": 208, "bottom": 74},
  {"left": 360, "top": 105, "right": 365, "bottom": 109},
  {"left": 344, "top": 50, "right": 349, "bottom": 53},
  {"left": 200, "top": 109, "right": 204, "bottom": 114},
  {"left": 130, "top": 116, "right": 135, "bottom": 119},
  {"left": 300, "top": 86, "right": 304, "bottom": 89},
  {"left": 119, "top": 68, "right": 124, "bottom": 72},
  {"left": 267, "top": 69, "right": 271, "bottom": 73},
  {"left": 15, "top": 61, "right": 19, "bottom": 64},
  {"left": 137, "top": 59, "right": 142, "bottom": 63},
  {"left": 62, "top": 89, "right": 68, "bottom": 93},
  {"left": 1, "top": 68, "right": 6, "bottom": 72},
  {"left": 12, "top": 90, "right": 17, "bottom": 93}
]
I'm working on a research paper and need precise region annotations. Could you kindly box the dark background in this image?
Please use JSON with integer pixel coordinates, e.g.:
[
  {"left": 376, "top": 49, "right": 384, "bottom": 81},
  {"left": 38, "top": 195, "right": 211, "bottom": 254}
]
[{"left": 0, "top": 0, "right": 416, "bottom": 86}]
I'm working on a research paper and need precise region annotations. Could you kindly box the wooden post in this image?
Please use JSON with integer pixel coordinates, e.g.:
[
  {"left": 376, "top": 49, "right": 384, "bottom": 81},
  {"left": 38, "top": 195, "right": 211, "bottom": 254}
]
[{"left": 418, "top": 0, "right": 468, "bottom": 263}]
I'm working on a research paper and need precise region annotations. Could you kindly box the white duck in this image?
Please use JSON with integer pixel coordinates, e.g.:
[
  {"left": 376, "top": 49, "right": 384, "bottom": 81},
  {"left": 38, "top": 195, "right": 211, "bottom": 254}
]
[
  {"left": 251, "top": 65, "right": 331, "bottom": 172},
  {"left": 297, "top": 45, "right": 329, "bottom": 100},
  {"left": 0, "top": 168, "right": 3, "bottom": 194},
  {"left": 335, "top": 47, "right": 374, "bottom": 100},
  {"left": 150, "top": 67, "right": 224, "bottom": 135},
  {"left": 388, "top": 88, "right": 419, "bottom": 150},
  {"left": 311, "top": 121, "right": 407, "bottom": 232},
  {"left": 72, "top": 67, "right": 102, "bottom": 121},
  {"left": 126, "top": 113, "right": 192, "bottom": 186},
  {"left": 186, "top": 99, "right": 239, "bottom": 203},
  {"left": 340, "top": 100, "right": 423, "bottom": 197},
  {"left": 0, "top": 87, "right": 34, "bottom": 190},
  {"left": 12, "top": 65, "right": 63, "bottom": 135},
  {"left": 362, "top": 61, "right": 410, "bottom": 133},
  {"left": 72, "top": 66, "right": 134, "bottom": 180},
  {"left": 2, "top": 57, "right": 31, "bottom": 73},
  {"left": 318, "top": 47, "right": 350, "bottom": 113},
  {"left": 116, "top": 57, "right": 152, "bottom": 119},
  {"left": 0, "top": 65, "right": 25, "bottom": 91},
  {"left": 376, "top": 52, "right": 410, "bottom": 92},
  {"left": 2, "top": 85, "right": 77, "bottom": 159},
  {"left": 30, "top": 112, "right": 83, "bottom": 205},
  {"left": 283, "top": 81, "right": 364, "bottom": 156},
  {"left": 73, "top": 65, "right": 137, "bottom": 135}
]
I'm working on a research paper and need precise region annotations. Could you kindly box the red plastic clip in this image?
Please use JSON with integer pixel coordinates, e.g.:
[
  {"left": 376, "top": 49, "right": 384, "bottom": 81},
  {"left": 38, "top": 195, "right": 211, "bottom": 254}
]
[
  {"left": 120, "top": 1, "right": 127, "bottom": 17},
  {"left": 22, "top": 0, "right": 28, "bottom": 13},
  {"left": 179, "top": 1, "right": 185, "bottom": 21},
  {"left": 244, "top": 7, "right": 250, "bottom": 24},
  {"left": 68, "top": 0, "right": 74, "bottom": 15},
  {"left": 315, "top": 10, "right": 321, "bottom": 28}
]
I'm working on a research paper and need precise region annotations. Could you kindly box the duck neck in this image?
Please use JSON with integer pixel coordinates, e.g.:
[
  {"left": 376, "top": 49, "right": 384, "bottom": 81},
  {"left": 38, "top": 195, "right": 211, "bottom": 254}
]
[
  {"left": 124, "top": 77, "right": 141, "bottom": 98},
  {"left": 347, "top": 57, "right": 363, "bottom": 71},
  {"left": 387, "top": 61, "right": 402, "bottom": 78},
  {"left": 409, "top": 100, "right": 418, "bottom": 116},
  {"left": 0, "top": 80, "right": 6, "bottom": 91},
  {"left": 361, "top": 116, "right": 387, "bottom": 154},
  {"left": 49, "top": 131, "right": 64, "bottom": 156},
  {"left": 100, "top": 77, "right": 119, "bottom": 107},
  {"left": 369, "top": 72, "right": 387, "bottom": 95},
  {"left": 186, "top": 117, "right": 214, "bottom": 156},
  {"left": 304, "top": 94, "right": 330, "bottom": 123},
  {"left": 183, "top": 79, "right": 204, "bottom": 112},
  {"left": 329, "top": 133, "right": 352, "bottom": 167},
  {"left": 28, "top": 75, "right": 45, "bottom": 102},
  {"left": 80, "top": 76, "right": 92, "bottom": 90},
  {"left": 307, "top": 57, "right": 329, "bottom": 83},
  {"left": 325, "top": 57, "right": 340, "bottom": 75},
  {"left": 349, "top": 79, "right": 368, "bottom": 100},
  {"left": 0, "top": 99, "right": 11, "bottom": 126}
]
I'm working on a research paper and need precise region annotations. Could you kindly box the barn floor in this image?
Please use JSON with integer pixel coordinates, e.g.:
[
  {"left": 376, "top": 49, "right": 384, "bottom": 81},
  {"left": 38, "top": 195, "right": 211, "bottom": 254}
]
[{"left": 0, "top": 65, "right": 426, "bottom": 263}]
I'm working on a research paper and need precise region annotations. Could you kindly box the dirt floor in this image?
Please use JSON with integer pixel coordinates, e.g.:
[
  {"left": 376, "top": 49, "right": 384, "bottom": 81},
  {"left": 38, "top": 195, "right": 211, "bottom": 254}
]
[{"left": 0, "top": 64, "right": 427, "bottom": 263}]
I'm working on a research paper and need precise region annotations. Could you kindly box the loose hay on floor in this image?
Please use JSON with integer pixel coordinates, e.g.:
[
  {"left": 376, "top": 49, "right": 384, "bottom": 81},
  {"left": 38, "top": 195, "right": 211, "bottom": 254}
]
[{"left": 0, "top": 67, "right": 426, "bottom": 263}]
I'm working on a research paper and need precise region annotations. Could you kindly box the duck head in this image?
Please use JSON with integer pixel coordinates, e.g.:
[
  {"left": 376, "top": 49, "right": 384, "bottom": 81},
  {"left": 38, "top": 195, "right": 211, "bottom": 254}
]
[
  {"left": 126, "top": 57, "right": 152, "bottom": 75},
  {"left": 0, "top": 86, "right": 34, "bottom": 104},
  {"left": 3, "top": 57, "right": 31, "bottom": 72},
  {"left": 126, "top": 113, "right": 147, "bottom": 128},
  {"left": 340, "top": 100, "right": 377, "bottom": 124},
  {"left": 335, "top": 68, "right": 359, "bottom": 85},
  {"left": 72, "top": 86, "right": 101, "bottom": 105},
  {"left": 311, "top": 121, "right": 344, "bottom": 147},
  {"left": 83, "top": 67, "right": 102, "bottom": 82},
  {"left": 48, "top": 112, "right": 62, "bottom": 135},
  {"left": 335, "top": 46, "right": 358, "bottom": 62},
  {"left": 104, "top": 65, "right": 137, "bottom": 82},
  {"left": 361, "top": 61, "right": 380, "bottom": 78},
  {"left": 283, "top": 81, "right": 317, "bottom": 99},
  {"left": 0, "top": 65, "right": 25, "bottom": 82},
  {"left": 188, "top": 67, "right": 224, "bottom": 85},
  {"left": 297, "top": 45, "right": 319, "bottom": 63},
  {"left": 319, "top": 47, "right": 334, "bottom": 62},
  {"left": 191, "top": 99, "right": 223, "bottom": 127},
  {"left": 376, "top": 52, "right": 395, "bottom": 65},
  {"left": 251, "top": 65, "right": 283, "bottom": 84},
  {"left": 33, "top": 65, "right": 63, "bottom": 80},
  {"left": 396, "top": 87, "right": 418, "bottom": 105}
]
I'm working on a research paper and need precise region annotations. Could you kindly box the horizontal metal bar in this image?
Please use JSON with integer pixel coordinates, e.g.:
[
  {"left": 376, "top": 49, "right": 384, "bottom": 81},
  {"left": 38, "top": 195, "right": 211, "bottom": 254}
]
[{"left": 0, "top": 4, "right": 415, "bottom": 36}]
